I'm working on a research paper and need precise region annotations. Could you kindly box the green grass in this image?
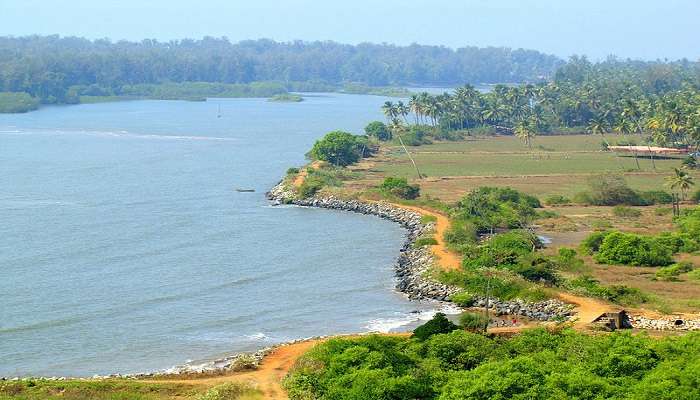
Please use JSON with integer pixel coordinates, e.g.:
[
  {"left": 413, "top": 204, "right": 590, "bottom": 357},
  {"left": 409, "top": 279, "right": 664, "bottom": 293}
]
[
  {"left": 401, "top": 134, "right": 606, "bottom": 153},
  {"left": 0, "top": 380, "right": 197, "bottom": 400},
  {"left": 377, "top": 150, "right": 682, "bottom": 177},
  {"left": 268, "top": 94, "right": 303, "bottom": 102}
]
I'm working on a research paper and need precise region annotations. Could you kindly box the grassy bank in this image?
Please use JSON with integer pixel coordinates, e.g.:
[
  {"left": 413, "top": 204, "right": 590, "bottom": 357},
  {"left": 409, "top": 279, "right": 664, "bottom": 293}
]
[{"left": 0, "top": 92, "right": 39, "bottom": 113}]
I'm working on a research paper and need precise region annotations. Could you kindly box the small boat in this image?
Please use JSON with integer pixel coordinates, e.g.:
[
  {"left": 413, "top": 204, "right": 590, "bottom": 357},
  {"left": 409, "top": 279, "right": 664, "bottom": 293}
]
[{"left": 235, "top": 188, "right": 256, "bottom": 192}]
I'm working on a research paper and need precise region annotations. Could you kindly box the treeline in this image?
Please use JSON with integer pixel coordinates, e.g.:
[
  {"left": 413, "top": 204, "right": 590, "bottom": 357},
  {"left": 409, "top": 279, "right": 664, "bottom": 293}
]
[
  {"left": 0, "top": 35, "right": 562, "bottom": 105},
  {"left": 381, "top": 57, "right": 700, "bottom": 150}
]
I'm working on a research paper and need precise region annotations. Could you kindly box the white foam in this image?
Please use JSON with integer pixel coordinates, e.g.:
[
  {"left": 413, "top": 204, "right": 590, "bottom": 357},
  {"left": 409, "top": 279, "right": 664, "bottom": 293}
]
[
  {"left": 365, "top": 303, "right": 463, "bottom": 333},
  {"left": 245, "top": 332, "right": 270, "bottom": 341}
]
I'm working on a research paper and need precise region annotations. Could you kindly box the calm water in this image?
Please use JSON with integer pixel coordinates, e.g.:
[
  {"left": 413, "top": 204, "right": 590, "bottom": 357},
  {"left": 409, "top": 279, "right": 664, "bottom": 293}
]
[{"left": 0, "top": 95, "right": 445, "bottom": 377}]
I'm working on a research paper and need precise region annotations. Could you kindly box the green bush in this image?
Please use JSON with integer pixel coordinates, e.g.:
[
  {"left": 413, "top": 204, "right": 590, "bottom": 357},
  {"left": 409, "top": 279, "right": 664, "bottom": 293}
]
[
  {"left": 443, "top": 220, "right": 478, "bottom": 250},
  {"left": 682, "top": 155, "right": 697, "bottom": 169},
  {"left": 558, "top": 247, "right": 577, "bottom": 261},
  {"left": 655, "top": 262, "right": 694, "bottom": 281},
  {"left": 0, "top": 92, "right": 40, "bottom": 113},
  {"left": 459, "top": 313, "right": 488, "bottom": 332},
  {"left": 580, "top": 230, "right": 612, "bottom": 254},
  {"left": 379, "top": 177, "right": 420, "bottom": 199},
  {"left": 450, "top": 291, "right": 476, "bottom": 307},
  {"left": 196, "top": 382, "right": 259, "bottom": 400},
  {"left": 544, "top": 194, "right": 571, "bottom": 205},
  {"left": 286, "top": 167, "right": 300, "bottom": 175},
  {"left": 612, "top": 205, "right": 642, "bottom": 218},
  {"left": 298, "top": 177, "right": 324, "bottom": 198},
  {"left": 454, "top": 187, "right": 541, "bottom": 233},
  {"left": 638, "top": 190, "right": 673, "bottom": 205},
  {"left": 691, "top": 189, "right": 700, "bottom": 204},
  {"left": 675, "top": 207, "right": 700, "bottom": 238},
  {"left": 595, "top": 231, "right": 674, "bottom": 266},
  {"left": 414, "top": 236, "right": 438, "bottom": 247},
  {"left": 399, "top": 125, "right": 433, "bottom": 146},
  {"left": 364, "top": 121, "right": 392, "bottom": 141},
  {"left": 412, "top": 312, "right": 460, "bottom": 341},
  {"left": 514, "top": 255, "right": 559, "bottom": 284},
  {"left": 420, "top": 214, "right": 438, "bottom": 224},
  {"left": 583, "top": 174, "right": 641, "bottom": 206},
  {"left": 462, "top": 230, "right": 539, "bottom": 270},
  {"left": 567, "top": 276, "right": 649, "bottom": 306}
]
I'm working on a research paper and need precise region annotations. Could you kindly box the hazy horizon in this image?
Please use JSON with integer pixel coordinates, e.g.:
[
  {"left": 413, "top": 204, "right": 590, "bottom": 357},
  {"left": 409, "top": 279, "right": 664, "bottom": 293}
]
[{"left": 1, "top": 0, "right": 698, "bottom": 62}]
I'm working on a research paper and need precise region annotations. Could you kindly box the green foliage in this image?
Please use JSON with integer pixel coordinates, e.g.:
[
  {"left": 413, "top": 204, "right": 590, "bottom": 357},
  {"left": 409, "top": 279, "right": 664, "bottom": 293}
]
[
  {"left": 440, "top": 268, "right": 547, "bottom": 302},
  {"left": 379, "top": 177, "right": 420, "bottom": 200},
  {"left": 462, "top": 230, "right": 539, "bottom": 270},
  {"left": 676, "top": 207, "right": 700, "bottom": 237},
  {"left": 580, "top": 230, "right": 612, "bottom": 254},
  {"left": 0, "top": 379, "right": 193, "bottom": 400},
  {"left": 196, "top": 382, "right": 260, "bottom": 400},
  {"left": 285, "top": 329, "right": 700, "bottom": 400},
  {"left": 567, "top": 276, "right": 649, "bottom": 306},
  {"left": 544, "top": 194, "right": 571, "bottom": 205},
  {"left": 682, "top": 155, "right": 697, "bottom": 169},
  {"left": 365, "top": 121, "right": 392, "bottom": 141},
  {"left": 286, "top": 167, "right": 300, "bottom": 175},
  {"left": 119, "top": 81, "right": 287, "bottom": 100},
  {"left": 420, "top": 214, "right": 438, "bottom": 224},
  {"left": 443, "top": 220, "right": 478, "bottom": 251},
  {"left": 581, "top": 174, "right": 641, "bottom": 206},
  {"left": 595, "top": 231, "right": 674, "bottom": 266},
  {"left": 612, "top": 205, "right": 642, "bottom": 218},
  {"left": 458, "top": 313, "right": 489, "bottom": 332},
  {"left": 453, "top": 187, "right": 541, "bottom": 233},
  {"left": 269, "top": 93, "right": 303, "bottom": 102},
  {"left": 0, "top": 91, "right": 39, "bottom": 113},
  {"left": 655, "top": 262, "right": 694, "bottom": 281},
  {"left": 308, "top": 130, "right": 366, "bottom": 166},
  {"left": 691, "top": 189, "right": 700, "bottom": 203},
  {"left": 414, "top": 236, "right": 438, "bottom": 247},
  {"left": 638, "top": 190, "right": 673, "bottom": 205},
  {"left": 412, "top": 313, "right": 460, "bottom": 341},
  {"left": 400, "top": 125, "right": 433, "bottom": 146}
]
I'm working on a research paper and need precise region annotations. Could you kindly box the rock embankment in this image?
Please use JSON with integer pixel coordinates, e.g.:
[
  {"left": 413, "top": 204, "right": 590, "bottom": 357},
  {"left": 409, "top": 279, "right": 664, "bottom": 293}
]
[
  {"left": 266, "top": 182, "right": 573, "bottom": 321},
  {"left": 630, "top": 315, "right": 700, "bottom": 331}
]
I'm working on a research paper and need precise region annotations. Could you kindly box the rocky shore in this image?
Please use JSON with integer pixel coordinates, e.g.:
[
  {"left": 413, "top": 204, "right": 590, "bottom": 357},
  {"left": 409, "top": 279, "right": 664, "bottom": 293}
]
[{"left": 266, "top": 181, "right": 574, "bottom": 322}]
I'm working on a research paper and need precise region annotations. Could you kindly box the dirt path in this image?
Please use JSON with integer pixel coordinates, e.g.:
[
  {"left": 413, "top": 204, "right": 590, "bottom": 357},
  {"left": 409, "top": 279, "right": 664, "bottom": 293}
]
[
  {"left": 391, "top": 204, "right": 461, "bottom": 270},
  {"left": 292, "top": 161, "right": 323, "bottom": 188},
  {"left": 556, "top": 292, "right": 615, "bottom": 329},
  {"left": 143, "top": 339, "right": 321, "bottom": 399}
]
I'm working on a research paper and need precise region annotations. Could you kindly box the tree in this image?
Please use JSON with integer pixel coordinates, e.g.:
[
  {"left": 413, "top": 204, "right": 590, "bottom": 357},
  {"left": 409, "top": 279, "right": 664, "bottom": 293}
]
[
  {"left": 666, "top": 167, "right": 695, "bottom": 200},
  {"left": 412, "top": 312, "right": 460, "bottom": 341},
  {"left": 514, "top": 120, "right": 536, "bottom": 151},
  {"left": 308, "top": 130, "right": 363, "bottom": 166},
  {"left": 364, "top": 121, "right": 391, "bottom": 141}
]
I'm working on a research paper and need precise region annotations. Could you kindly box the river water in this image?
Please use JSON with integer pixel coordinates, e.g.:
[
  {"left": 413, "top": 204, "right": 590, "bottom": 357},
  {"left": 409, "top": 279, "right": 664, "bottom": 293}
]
[{"left": 0, "top": 94, "right": 446, "bottom": 377}]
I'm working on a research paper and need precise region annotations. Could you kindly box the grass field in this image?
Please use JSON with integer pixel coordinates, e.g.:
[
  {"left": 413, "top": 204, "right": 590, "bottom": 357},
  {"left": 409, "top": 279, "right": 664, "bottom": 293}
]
[{"left": 361, "top": 134, "right": 695, "bottom": 200}]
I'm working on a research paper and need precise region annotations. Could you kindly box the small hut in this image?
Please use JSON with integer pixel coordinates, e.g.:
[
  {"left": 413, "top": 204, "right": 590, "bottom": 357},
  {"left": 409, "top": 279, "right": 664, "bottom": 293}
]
[{"left": 592, "top": 310, "right": 631, "bottom": 331}]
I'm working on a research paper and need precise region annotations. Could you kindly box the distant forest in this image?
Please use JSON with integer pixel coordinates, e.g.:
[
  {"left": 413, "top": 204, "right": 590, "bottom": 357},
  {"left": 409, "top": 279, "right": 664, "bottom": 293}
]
[{"left": 0, "top": 36, "right": 562, "bottom": 105}]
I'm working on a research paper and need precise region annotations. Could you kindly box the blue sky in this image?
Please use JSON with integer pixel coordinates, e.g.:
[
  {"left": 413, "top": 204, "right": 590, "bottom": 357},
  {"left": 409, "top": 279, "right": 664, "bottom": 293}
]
[{"left": 1, "top": 0, "right": 697, "bottom": 60}]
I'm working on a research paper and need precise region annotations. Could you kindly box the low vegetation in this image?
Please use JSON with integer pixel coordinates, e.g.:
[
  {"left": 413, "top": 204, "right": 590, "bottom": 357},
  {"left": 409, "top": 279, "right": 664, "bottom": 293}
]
[
  {"left": 268, "top": 93, "right": 303, "bottom": 102},
  {"left": 0, "top": 92, "right": 39, "bottom": 113},
  {"left": 284, "top": 327, "right": 700, "bottom": 400},
  {"left": 308, "top": 130, "right": 372, "bottom": 167},
  {"left": 379, "top": 177, "right": 420, "bottom": 200}
]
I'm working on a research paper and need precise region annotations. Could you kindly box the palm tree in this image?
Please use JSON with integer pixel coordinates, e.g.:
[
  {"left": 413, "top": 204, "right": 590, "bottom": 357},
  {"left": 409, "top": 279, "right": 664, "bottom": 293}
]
[
  {"left": 389, "top": 120, "right": 423, "bottom": 179},
  {"left": 514, "top": 120, "right": 535, "bottom": 151},
  {"left": 381, "top": 101, "right": 398, "bottom": 124},
  {"left": 613, "top": 116, "right": 641, "bottom": 170},
  {"left": 666, "top": 167, "right": 694, "bottom": 200}
]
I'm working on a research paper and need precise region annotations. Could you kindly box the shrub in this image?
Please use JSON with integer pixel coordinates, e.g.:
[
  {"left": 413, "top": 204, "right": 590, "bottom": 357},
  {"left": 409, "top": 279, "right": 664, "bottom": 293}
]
[
  {"left": 676, "top": 207, "right": 700, "bottom": 238},
  {"left": 692, "top": 189, "right": 700, "bottom": 204},
  {"left": 412, "top": 313, "right": 460, "bottom": 341},
  {"left": 379, "top": 177, "right": 420, "bottom": 199},
  {"left": 682, "top": 155, "right": 697, "bottom": 169},
  {"left": 567, "top": 276, "right": 648, "bottom": 305},
  {"left": 638, "top": 190, "right": 673, "bottom": 205},
  {"left": 595, "top": 231, "right": 674, "bottom": 266},
  {"left": 584, "top": 174, "right": 641, "bottom": 206},
  {"left": 558, "top": 247, "right": 577, "bottom": 261},
  {"left": 544, "top": 194, "right": 571, "bottom": 205},
  {"left": 612, "top": 206, "right": 642, "bottom": 218},
  {"left": 400, "top": 125, "right": 432, "bottom": 146},
  {"left": 454, "top": 187, "right": 541, "bottom": 233},
  {"left": 364, "top": 121, "right": 392, "bottom": 141},
  {"left": 514, "top": 255, "right": 559, "bottom": 284},
  {"left": 0, "top": 92, "right": 40, "bottom": 113},
  {"left": 414, "top": 236, "right": 438, "bottom": 247},
  {"left": 444, "top": 220, "right": 478, "bottom": 250},
  {"left": 196, "top": 382, "right": 258, "bottom": 400},
  {"left": 572, "top": 191, "right": 594, "bottom": 204},
  {"left": 420, "top": 214, "right": 438, "bottom": 224},
  {"left": 297, "top": 177, "right": 324, "bottom": 198},
  {"left": 655, "top": 262, "right": 694, "bottom": 281},
  {"left": 286, "top": 167, "right": 300, "bottom": 175},
  {"left": 580, "top": 231, "right": 612, "bottom": 254},
  {"left": 450, "top": 291, "right": 475, "bottom": 307},
  {"left": 459, "top": 313, "right": 488, "bottom": 332},
  {"left": 462, "top": 230, "right": 540, "bottom": 270}
]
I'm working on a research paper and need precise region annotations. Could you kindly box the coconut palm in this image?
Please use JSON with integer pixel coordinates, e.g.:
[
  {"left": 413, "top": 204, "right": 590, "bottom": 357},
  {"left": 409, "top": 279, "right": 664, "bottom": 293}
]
[
  {"left": 666, "top": 167, "right": 695, "bottom": 200},
  {"left": 514, "top": 120, "right": 535, "bottom": 151}
]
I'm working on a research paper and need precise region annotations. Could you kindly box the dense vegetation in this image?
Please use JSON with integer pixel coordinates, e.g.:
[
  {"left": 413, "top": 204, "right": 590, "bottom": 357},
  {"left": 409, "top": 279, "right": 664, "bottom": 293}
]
[
  {"left": 284, "top": 327, "right": 700, "bottom": 400},
  {"left": 0, "top": 36, "right": 561, "bottom": 106},
  {"left": 0, "top": 91, "right": 39, "bottom": 113},
  {"left": 308, "top": 131, "right": 372, "bottom": 167},
  {"left": 381, "top": 57, "right": 700, "bottom": 153}
]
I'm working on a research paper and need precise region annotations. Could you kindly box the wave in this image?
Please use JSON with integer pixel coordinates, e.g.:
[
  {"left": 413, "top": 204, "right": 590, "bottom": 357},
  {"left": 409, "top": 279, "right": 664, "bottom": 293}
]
[
  {"left": 364, "top": 303, "right": 462, "bottom": 333},
  {"left": 0, "top": 128, "right": 237, "bottom": 142}
]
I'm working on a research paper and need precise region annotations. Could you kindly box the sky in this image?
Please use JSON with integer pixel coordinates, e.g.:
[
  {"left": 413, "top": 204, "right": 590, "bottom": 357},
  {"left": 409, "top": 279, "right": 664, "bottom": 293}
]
[{"left": 1, "top": 0, "right": 698, "bottom": 61}]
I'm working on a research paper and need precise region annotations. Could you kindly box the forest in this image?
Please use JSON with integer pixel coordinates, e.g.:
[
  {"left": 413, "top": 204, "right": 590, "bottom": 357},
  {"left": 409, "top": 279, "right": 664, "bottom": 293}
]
[
  {"left": 380, "top": 57, "right": 700, "bottom": 151},
  {"left": 0, "top": 35, "right": 561, "bottom": 106}
]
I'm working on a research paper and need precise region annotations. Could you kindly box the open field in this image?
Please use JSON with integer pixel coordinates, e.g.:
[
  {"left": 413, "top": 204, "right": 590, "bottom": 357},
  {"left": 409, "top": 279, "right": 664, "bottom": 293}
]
[{"left": 350, "top": 135, "right": 697, "bottom": 200}]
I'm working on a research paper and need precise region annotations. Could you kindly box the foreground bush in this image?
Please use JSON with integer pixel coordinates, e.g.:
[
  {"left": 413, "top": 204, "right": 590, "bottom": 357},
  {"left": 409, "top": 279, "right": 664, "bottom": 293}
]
[
  {"left": 365, "top": 121, "right": 392, "bottom": 141},
  {"left": 308, "top": 130, "right": 369, "bottom": 166},
  {"left": 284, "top": 329, "right": 700, "bottom": 400},
  {"left": 412, "top": 312, "right": 460, "bottom": 341}
]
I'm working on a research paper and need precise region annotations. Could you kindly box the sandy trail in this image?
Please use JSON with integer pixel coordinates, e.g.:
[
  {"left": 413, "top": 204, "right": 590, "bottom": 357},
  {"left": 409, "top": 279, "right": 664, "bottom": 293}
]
[
  {"left": 556, "top": 292, "right": 615, "bottom": 328},
  {"left": 392, "top": 204, "right": 462, "bottom": 270},
  {"left": 142, "top": 339, "right": 320, "bottom": 399},
  {"left": 292, "top": 161, "right": 323, "bottom": 188}
]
